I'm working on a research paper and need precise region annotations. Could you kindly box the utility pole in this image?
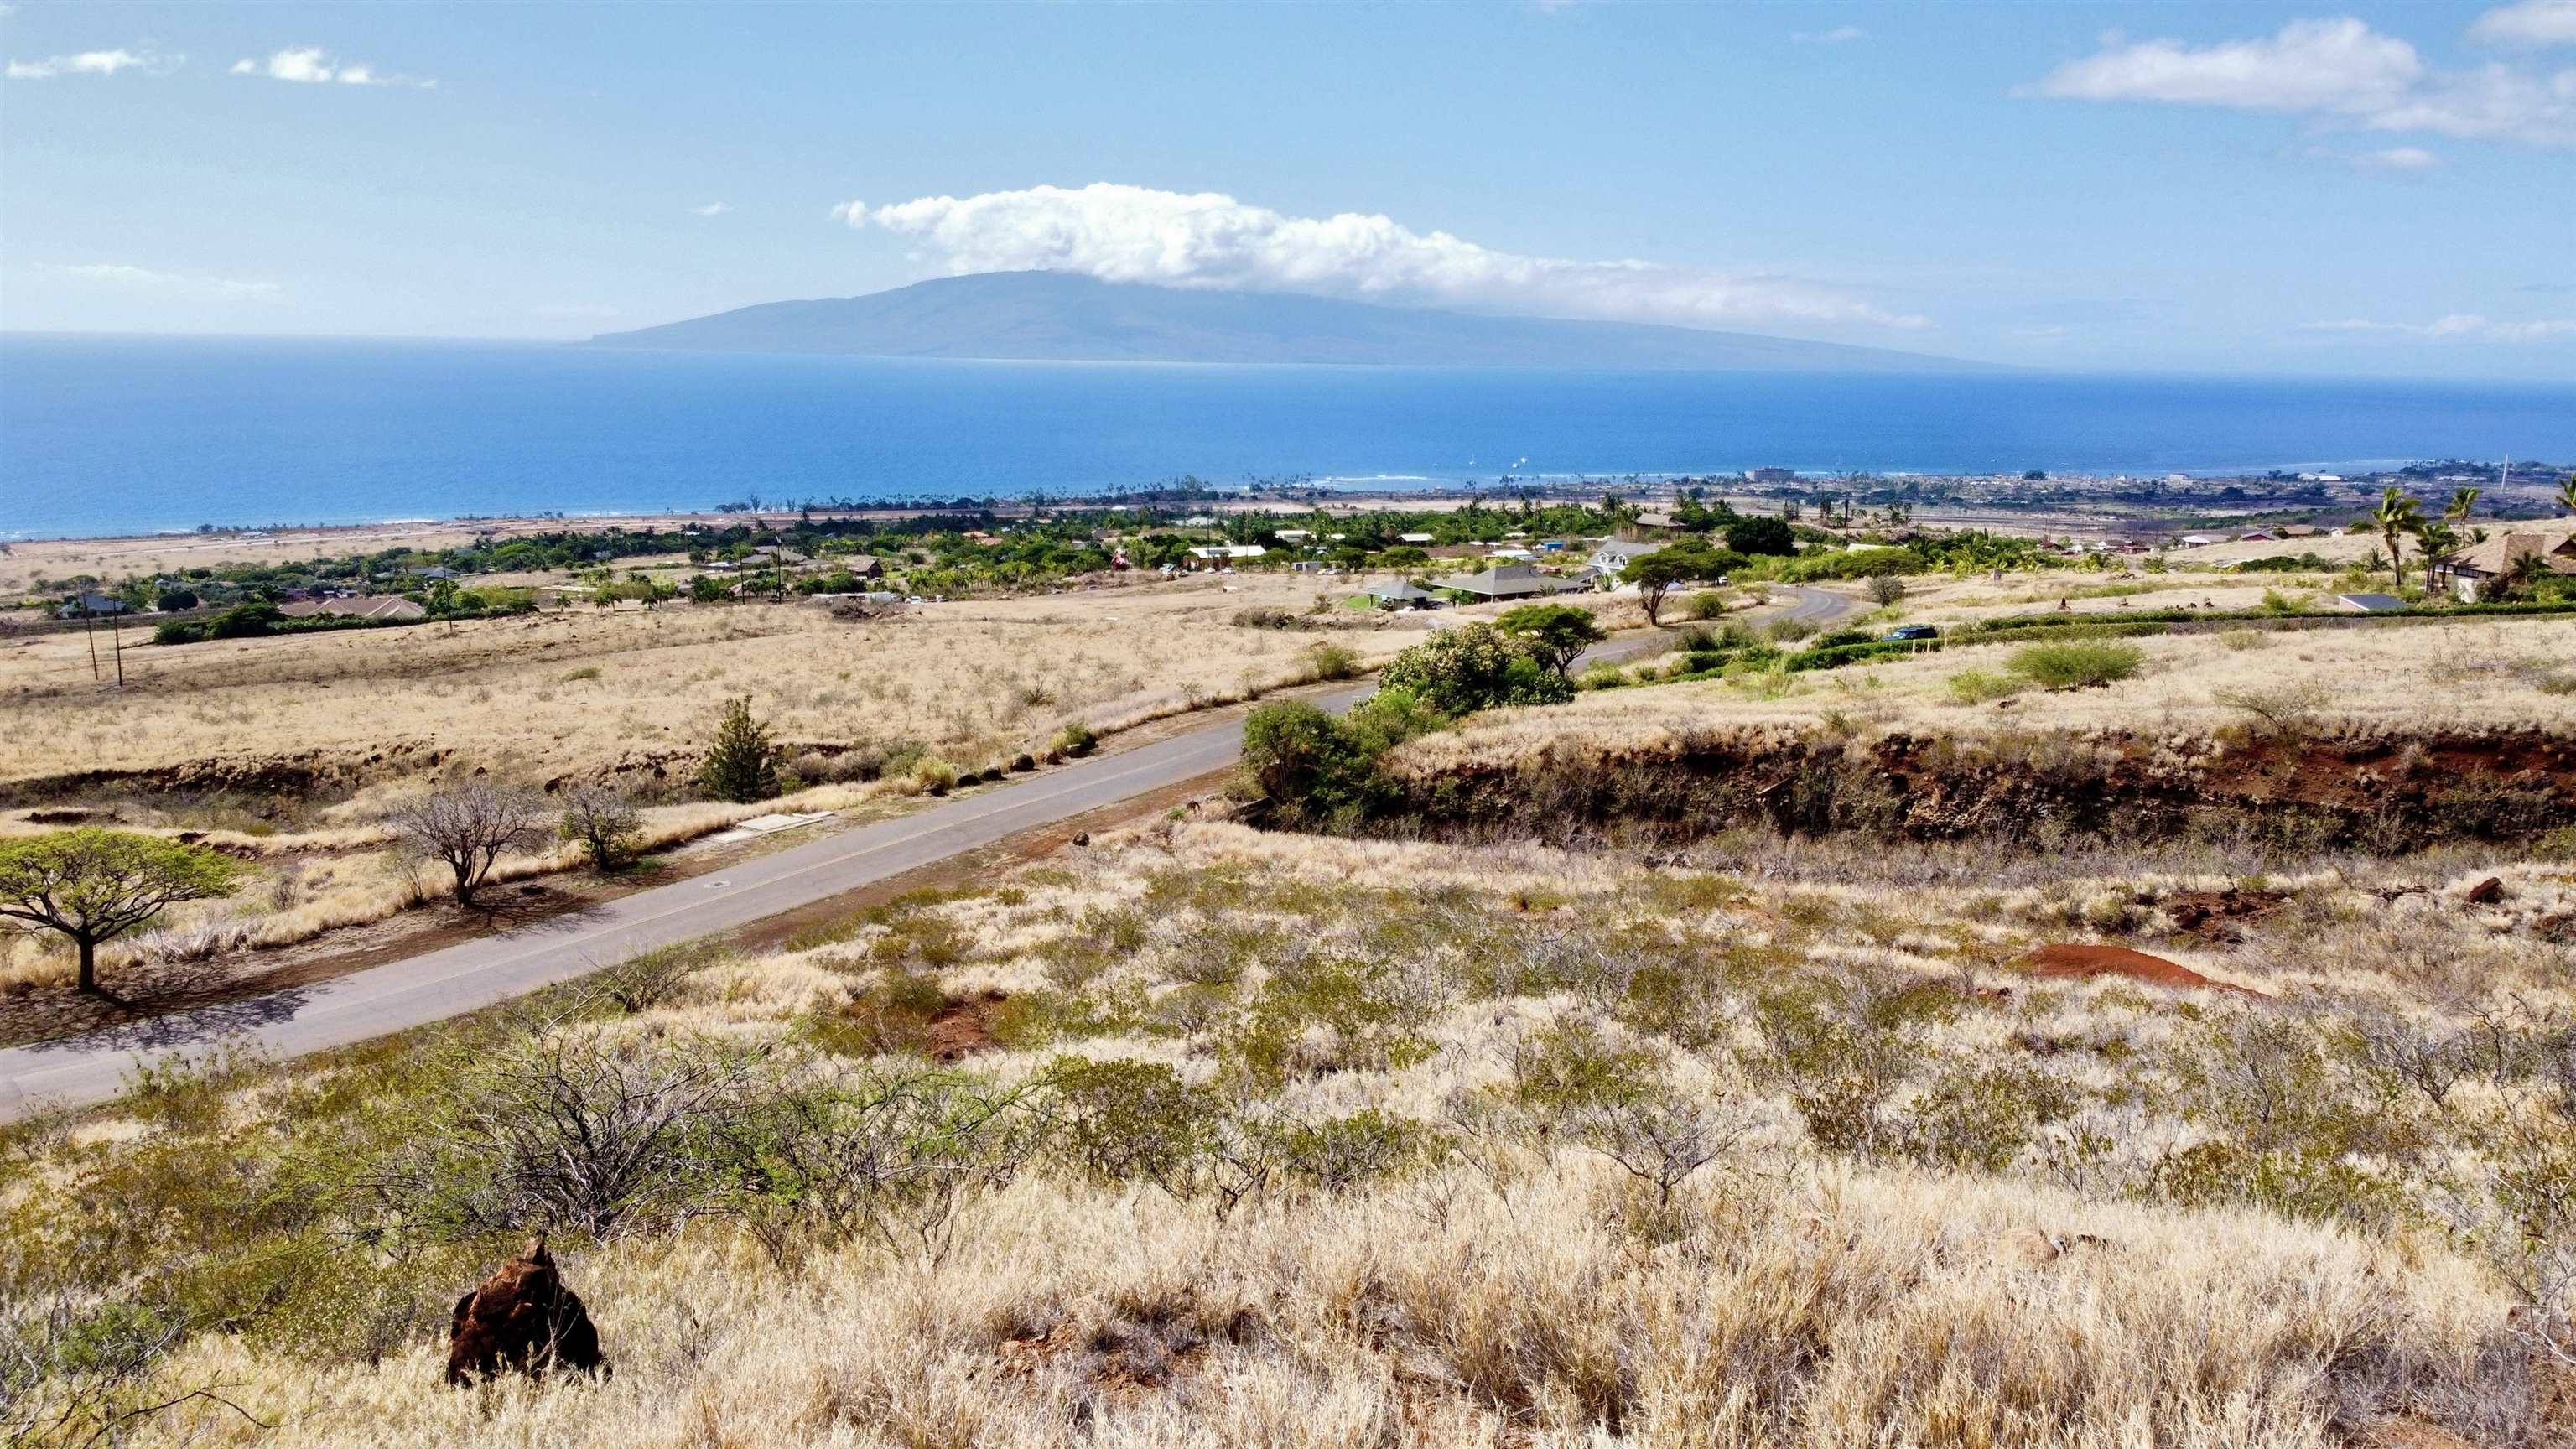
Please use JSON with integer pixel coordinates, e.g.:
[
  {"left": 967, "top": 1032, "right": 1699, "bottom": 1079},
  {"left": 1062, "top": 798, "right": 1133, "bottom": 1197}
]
[
  {"left": 84, "top": 607, "right": 100, "bottom": 683},
  {"left": 111, "top": 611, "right": 126, "bottom": 688}
]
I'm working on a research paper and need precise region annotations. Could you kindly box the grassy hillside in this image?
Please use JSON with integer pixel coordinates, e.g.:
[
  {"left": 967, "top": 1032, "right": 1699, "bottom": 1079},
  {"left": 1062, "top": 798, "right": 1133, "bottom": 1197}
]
[{"left": 8, "top": 814, "right": 2573, "bottom": 1446}]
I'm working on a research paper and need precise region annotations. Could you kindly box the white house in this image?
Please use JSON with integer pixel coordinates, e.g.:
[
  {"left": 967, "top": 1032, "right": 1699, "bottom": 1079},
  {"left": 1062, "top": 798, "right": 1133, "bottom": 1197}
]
[
  {"left": 1589, "top": 539, "right": 1663, "bottom": 577},
  {"left": 1187, "top": 544, "right": 1267, "bottom": 569}
]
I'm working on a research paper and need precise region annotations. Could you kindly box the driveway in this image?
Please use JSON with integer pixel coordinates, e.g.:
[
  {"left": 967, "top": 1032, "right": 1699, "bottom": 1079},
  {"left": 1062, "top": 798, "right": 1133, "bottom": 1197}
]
[{"left": 0, "top": 585, "right": 1854, "bottom": 1119}]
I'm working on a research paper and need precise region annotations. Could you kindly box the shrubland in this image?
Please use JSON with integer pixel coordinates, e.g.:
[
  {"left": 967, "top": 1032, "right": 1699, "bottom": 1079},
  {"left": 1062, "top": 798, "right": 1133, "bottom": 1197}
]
[{"left": 6, "top": 818, "right": 2572, "bottom": 1446}]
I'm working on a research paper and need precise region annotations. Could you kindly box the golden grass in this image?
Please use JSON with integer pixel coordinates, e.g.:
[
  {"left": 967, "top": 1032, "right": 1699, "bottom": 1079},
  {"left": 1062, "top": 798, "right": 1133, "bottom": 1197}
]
[
  {"left": 1398, "top": 616, "right": 2576, "bottom": 774},
  {"left": 27, "top": 818, "right": 2572, "bottom": 1446},
  {"left": 0, "top": 583, "right": 1421, "bottom": 800}
]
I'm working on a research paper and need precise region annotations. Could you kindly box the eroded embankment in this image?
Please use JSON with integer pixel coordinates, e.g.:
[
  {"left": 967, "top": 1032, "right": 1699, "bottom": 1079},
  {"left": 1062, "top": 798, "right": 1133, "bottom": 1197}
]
[{"left": 1380, "top": 724, "right": 2576, "bottom": 850}]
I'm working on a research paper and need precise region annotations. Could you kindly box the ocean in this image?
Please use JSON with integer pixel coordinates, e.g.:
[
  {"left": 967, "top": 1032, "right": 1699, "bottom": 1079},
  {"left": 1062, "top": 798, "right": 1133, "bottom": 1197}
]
[{"left": 4, "top": 335, "right": 2571, "bottom": 539}]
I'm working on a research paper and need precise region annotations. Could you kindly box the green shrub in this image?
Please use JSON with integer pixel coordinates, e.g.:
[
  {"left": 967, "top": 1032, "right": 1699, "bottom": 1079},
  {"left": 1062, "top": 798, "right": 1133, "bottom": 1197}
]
[
  {"left": 1051, "top": 720, "right": 1098, "bottom": 757},
  {"left": 2009, "top": 640, "right": 2144, "bottom": 689},
  {"left": 1379, "top": 622, "right": 1572, "bottom": 714},
  {"left": 1946, "top": 667, "right": 2025, "bottom": 704},
  {"left": 1301, "top": 640, "right": 1362, "bottom": 682}
]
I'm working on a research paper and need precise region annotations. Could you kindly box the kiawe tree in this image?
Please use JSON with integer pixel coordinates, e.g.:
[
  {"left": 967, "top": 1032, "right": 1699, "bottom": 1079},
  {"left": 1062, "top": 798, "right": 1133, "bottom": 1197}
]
[
  {"left": 1494, "top": 603, "right": 1607, "bottom": 678},
  {"left": 1623, "top": 541, "right": 1732, "bottom": 626},
  {"left": 0, "top": 828, "right": 242, "bottom": 995},
  {"left": 391, "top": 782, "right": 546, "bottom": 907}
]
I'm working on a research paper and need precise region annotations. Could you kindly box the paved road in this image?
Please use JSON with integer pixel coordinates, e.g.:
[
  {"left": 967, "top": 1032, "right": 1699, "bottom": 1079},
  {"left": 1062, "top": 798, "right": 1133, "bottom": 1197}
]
[{"left": 0, "top": 586, "right": 1855, "bottom": 1119}]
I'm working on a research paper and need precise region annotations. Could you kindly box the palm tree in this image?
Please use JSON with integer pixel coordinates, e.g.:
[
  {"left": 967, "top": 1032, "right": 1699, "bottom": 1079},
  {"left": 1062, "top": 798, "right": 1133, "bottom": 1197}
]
[
  {"left": 2558, "top": 472, "right": 2576, "bottom": 517},
  {"left": 2507, "top": 550, "right": 2554, "bottom": 599},
  {"left": 2416, "top": 519, "right": 2458, "bottom": 572},
  {"left": 2369, "top": 488, "right": 2424, "bottom": 589},
  {"left": 2444, "top": 486, "right": 2480, "bottom": 523}
]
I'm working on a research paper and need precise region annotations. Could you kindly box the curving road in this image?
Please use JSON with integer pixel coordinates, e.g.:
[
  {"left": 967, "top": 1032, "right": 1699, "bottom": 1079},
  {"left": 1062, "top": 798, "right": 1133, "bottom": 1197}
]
[{"left": 0, "top": 586, "right": 1855, "bottom": 1119}]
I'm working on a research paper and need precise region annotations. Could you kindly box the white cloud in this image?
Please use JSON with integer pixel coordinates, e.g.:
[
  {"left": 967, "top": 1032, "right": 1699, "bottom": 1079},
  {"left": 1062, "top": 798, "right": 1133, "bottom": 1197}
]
[
  {"left": 2350, "top": 144, "right": 2442, "bottom": 169},
  {"left": 43, "top": 262, "right": 282, "bottom": 303},
  {"left": 6, "top": 48, "right": 168, "bottom": 80},
  {"left": 231, "top": 47, "right": 431, "bottom": 88},
  {"left": 834, "top": 182, "right": 1929, "bottom": 332},
  {"left": 1791, "top": 25, "right": 1867, "bottom": 44},
  {"left": 2305, "top": 313, "right": 2576, "bottom": 341},
  {"left": 2471, "top": 0, "right": 2576, "bottom": 47},
  {"left": 2026, "top": 17, "right": 2575, "bottom": 147},
  {"left": 690, "top": 202, "right": 730, "bottom": 217}
]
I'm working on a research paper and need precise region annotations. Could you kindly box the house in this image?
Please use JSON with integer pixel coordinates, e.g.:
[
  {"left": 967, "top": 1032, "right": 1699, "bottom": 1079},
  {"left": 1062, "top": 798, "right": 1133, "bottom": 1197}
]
[
  {"left": 1274, "top": 528, "right": 1314, "bottom": 543},
  {"left": 2427, "top": 532, "right": 2576, "bottom": 603},
  {"left": 1397, "top": 532, "right": 1436, "bottom": 545},
  {"left": 410, "top": 565, "right": 459, "bottom": 582},
  {"left": 1366, "top": 580, "right": 1442, "bottom": 610},
  {"left": 2177, "top": 533, "right": 2226, "bottom": 547},
  {"left": 55, "top": 593, "right": 130, "bottom": 619},
  {"left": 1488, "top": 547, "right": 1538, "bottom": 562},
  {"left": 1589, "top": 539, "right": 1663, "bottom": 577},
  {"left": 844, "top": 556, "right": 885, "bottom": 579},
  {"left": 2278, "top": 524, "right": 2323, "bottom": 538},
  {"left": 1187, "top": 544, "right": 1267, "bottom": 569},
  {"left": 278, "top": 595, "right": 428, "bottom": 621},
  {"left": 2334, "top": 593, "right": 2407, "bottom": 614},
  {"left": 1746, "top": 467, "right": 1796, "bottom": 485},
  {"left": 2236, "top": 530, "right": 2277, "bottom": 543},
  {"left": 1428, "top": 561, "right": 1592, "bottom": 601}
]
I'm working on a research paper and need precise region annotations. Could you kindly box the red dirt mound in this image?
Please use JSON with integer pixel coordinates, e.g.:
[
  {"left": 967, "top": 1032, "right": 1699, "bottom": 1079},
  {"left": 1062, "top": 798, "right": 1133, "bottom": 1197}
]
[
  {"left": 924, "top": 990, "right": 1008, "bottom": 1062},
  {"left": 2015, "top": 943, "right": 2267, "bottom": 999}
]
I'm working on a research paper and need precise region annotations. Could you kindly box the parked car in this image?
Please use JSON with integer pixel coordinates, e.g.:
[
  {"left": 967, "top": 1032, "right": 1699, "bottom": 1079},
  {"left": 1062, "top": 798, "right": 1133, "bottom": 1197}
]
[{"left": 1883, "top": 624, "right": 1940, "bottom": 641}]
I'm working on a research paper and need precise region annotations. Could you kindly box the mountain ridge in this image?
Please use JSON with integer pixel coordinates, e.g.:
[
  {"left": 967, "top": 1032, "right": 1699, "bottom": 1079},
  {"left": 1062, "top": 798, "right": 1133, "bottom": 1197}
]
[{"left": 587, "top": 272, "right": 1996, "bottom": 372}]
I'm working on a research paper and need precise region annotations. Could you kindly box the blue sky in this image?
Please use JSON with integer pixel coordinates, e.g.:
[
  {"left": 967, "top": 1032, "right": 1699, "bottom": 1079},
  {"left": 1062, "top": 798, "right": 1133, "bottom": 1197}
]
[{"left": 3, "top": 0, "right": 2571, "bottom": 378}]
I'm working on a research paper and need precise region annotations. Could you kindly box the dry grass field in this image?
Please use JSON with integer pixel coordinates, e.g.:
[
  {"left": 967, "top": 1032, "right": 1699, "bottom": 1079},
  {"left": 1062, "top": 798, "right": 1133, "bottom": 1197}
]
[
  {"left": 1405, "top": 616, "right": 2576, "bottom": 775},
  {"left": 0, "top": 581, "right": 1410, "bottom": 803},
  {"left": 0, "top": 573, "right": 1459, "bottom": 995},
  {"left": 11, "top": 818, "right": 2573, "bottom": 1446}
]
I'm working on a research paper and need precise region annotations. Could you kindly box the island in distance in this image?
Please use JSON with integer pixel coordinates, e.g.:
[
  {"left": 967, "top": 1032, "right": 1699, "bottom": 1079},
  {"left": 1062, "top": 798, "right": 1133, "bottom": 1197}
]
[{"left": 589, "top": 270, "right": 1998, "bottom": 371}]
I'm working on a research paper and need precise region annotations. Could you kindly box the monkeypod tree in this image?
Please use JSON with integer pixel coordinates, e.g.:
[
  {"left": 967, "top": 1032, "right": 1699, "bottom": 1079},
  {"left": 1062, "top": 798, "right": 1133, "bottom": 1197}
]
[{"left": 0, "top": 828, "right": 243, "bottom": 995}]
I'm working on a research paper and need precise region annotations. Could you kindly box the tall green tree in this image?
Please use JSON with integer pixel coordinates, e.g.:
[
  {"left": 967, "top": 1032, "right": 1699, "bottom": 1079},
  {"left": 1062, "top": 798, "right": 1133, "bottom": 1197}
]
[
  {"left": 1624, "top": 540, "right": 1732, "bottom": 626},
  {"left": 1494, "top": 603, "right": 1607, "bottom": 678},
  {"left": 2444, "top": 486, "right": 2480, "bottom": 523},
  {"left": 0, "top": 829, "right": 242, "bottom": 995},
  {"left": 2369, "top": 488, "right": 2425, "bottom": 589},
  {"left": 697, "top": 696, "right": 784, "bottom": 802},
  {"left": 2558, "top": 472, "right": 2576, "bottom": 517}
]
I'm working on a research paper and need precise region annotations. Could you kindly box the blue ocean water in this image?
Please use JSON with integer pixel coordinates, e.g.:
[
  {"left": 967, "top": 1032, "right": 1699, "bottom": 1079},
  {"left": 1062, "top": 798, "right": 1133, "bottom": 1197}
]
[{"left": 4, "top": 335, "right": 2571, "bottom": 538}]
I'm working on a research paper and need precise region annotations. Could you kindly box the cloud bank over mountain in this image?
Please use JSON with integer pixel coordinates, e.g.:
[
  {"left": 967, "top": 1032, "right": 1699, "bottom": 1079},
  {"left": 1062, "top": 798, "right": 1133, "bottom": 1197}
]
[{"left": 832, "top": 183, "right": 1927, "bottom": 334}]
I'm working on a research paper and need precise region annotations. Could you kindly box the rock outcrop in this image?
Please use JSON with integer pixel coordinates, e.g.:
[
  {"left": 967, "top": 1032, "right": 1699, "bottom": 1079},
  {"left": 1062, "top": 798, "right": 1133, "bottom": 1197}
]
[{"left": 444, "top": 1235, "right": 610, "bottom": 1386}]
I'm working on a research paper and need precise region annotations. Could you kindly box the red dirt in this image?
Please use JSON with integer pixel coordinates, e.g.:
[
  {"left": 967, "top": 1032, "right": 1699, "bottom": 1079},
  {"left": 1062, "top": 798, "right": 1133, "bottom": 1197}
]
[
  {"left": 923, "top": 990, "right": 1006, "bottom": 1062},
  {"left": 2015, "top": 943, "right": 2269, "bottom": 998},
  {"left": 2160, "top": 886, "right": 2287, "bottom": 943}
]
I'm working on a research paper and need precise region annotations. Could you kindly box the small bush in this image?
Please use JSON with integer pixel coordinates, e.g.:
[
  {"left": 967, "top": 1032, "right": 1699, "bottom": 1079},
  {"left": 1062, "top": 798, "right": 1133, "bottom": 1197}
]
[
  {"left": 1685, "top": 590, "right": 1730, "bottom": 621},
  {"left": 1301, "top": 641, "right": 1361, "bottom": 682},
  {"left": 1052, "top": 721, "right": 1098, "bottom": 757},
  {"left": 2217, "top": 628, "right": 2271, "bottom": 652},
  {"left": 1946, "top": 667, "right": 2025, "bottom": 705},
  {"left": 2009, "top": 640, "right": 2144, "bottom": 689}
]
